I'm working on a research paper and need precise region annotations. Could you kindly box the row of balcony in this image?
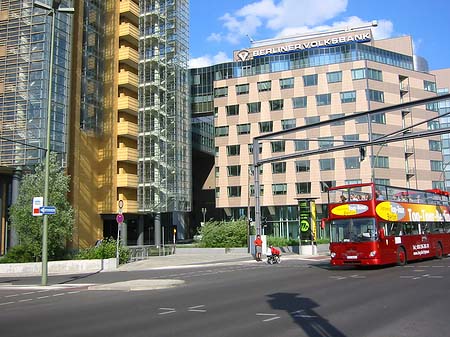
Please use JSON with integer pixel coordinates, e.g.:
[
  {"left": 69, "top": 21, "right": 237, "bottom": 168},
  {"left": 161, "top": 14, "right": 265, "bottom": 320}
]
[{"left": 116, "top": 1, "right": 139, "bottom": 212}]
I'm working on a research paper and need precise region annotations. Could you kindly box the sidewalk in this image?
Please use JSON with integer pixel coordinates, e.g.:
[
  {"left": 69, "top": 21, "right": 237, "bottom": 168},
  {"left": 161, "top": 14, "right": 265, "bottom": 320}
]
[{"left": 118, "top": 245, "right": 330, "bottom": 271}]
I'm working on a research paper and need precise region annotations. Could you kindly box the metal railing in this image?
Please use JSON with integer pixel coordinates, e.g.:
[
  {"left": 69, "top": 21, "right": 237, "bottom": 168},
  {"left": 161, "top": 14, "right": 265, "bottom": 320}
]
[{"left": 127, "top": 245, "right": 174, "bottom": 262}]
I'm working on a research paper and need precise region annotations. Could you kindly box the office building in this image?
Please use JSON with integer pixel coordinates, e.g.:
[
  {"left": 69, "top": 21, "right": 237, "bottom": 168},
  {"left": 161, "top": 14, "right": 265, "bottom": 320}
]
[
  {"left": 0, "top": 0, "right": 190, "bottom": 253},
  {"left": 431, "top": 68, "right": 450, "bottom": 191},
  {"left": 191, "top": 26, "right": 443, "bottom": 239}
]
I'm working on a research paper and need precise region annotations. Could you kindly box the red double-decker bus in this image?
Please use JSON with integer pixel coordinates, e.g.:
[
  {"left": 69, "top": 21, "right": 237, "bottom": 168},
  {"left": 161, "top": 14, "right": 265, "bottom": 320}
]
[{"left": 327, "top": 182, "right": 450, "bottom": 266}]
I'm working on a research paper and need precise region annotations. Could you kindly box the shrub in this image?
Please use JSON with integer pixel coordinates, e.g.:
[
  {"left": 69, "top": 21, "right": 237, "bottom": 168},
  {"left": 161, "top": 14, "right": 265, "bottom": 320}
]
[
  {"left": 198, "top": 219, "right": 248, "bottom": 248},
  {"left": 75, "top": 238, "right": 130, "bottom": 264},
  {"left": 0, "top": 245, "right": 35, "bottom": 263}
]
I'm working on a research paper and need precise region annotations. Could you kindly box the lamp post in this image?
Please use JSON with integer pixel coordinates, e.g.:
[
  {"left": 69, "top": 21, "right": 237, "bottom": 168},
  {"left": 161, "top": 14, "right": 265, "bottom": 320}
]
[{"left": 33, "top": 0, "right": 74, "bottom": 286}]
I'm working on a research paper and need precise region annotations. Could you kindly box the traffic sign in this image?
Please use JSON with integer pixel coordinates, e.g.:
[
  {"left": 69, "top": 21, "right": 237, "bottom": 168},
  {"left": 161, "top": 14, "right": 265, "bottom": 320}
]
[
  {"left": 116, "top": 213, "right": 124, "bottom": 224},
  {"left": 33, "top": 197, "right": 44, "bottom": 216},
  {"left": 40, "top": 206, "right": 56, "bottom": 215}
]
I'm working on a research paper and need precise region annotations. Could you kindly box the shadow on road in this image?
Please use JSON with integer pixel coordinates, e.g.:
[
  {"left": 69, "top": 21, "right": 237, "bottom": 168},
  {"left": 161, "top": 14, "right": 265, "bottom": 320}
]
[
  {"left": 57, "top": 271, "right": 101, "bottom": 284},
  {"left": 267, "top": 292, "right": 347, "bottom": 337}
]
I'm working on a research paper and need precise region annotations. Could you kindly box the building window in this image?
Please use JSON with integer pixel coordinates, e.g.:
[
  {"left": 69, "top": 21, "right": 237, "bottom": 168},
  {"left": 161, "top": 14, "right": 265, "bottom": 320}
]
[
  {"left": 295, "top": 140, "right": 309, "bottom": 151},
  {"left": 247, "top": 102, "right": 261, "bottom": 114},
  {"left": 249, "top": 184, "right": 265, "bottom": 197},
  {"left": 214, "top": 107, "right": 218, "bottom": 117},
  {"left": 372, "top": 113, "right": 386, "bottom": 124},
  {"left": 237, "top": 123, "right": 251, "bottom": 135},
  {"left": 227, "top": 165, "right": 241, "bottom": 177},
  {"left": 236, "top": 84, "right": 249, "bottom": 95},
  {"left": 258, "top": 80, "right": 271, "bottom": 92},
  {"left": 345, "top": 157, "right": 361, "bottom": 169},
  {"left": 215, "top": 147, "right": 219, "bottom": 157},
  {"left": 320, "top": 180, "right": 336, "bottom": 192},
  {"left": 215, "top": 187, "right": 220, "bottom": 198},
  {"left": 259, "top": 121, "right": 273, "bottom": 133},
  {"left": 272, "top": 183, "right": 287, "bottom": 195},
  {"left": 270, "top": 99, "right": 284, "bottom": 111},
  {"left": 340, "top": 91, "right": 356, "bottom": 103},
  {"left": 280, "top": 77, "right": 294, "bottom": 89},
  {"left": 214, "top": 87, "right": 228, "bottom": 97},
  {"left": 271, "top": 140, "right": 285, "bottom": 153},
  {"left": 352, "top": 68, "right": 383, "bottom": 81},
  {"left": 215, "top": 126, "right": 229, "bottom": 137},
  {"left": 432, "top": 181, "right": 445, "bottom": 190},
  {"left": 292, "top": 96, "right": 307, "bottom": 108},
  {"left": 226, "top": 104, "right": 239, "bottom": 116},
  {"left": 281, "top": 118, "right": 296, "bottom": 130},
  {"left": 330, "top": 113, "right": 345, "bottom": 126},
  {"left": 429, "top": 140, "right": 442, "bottom": 151},
  {"left": 319, "top": 137, "right": 334, "bottom": 148},
  {"left": 426, "top": 103, "right": 439, "bottom": 112},
  {"left": 295, "top": 160, "right": 310, "bottom": 172},
  {"left": 319, "top": 158, "right": 335, "bottom": 171},
  {"left": 345, "top": 179, "right": 362, "bottom": 185},
  {"left": 367, "top": 89, "right": 384, "bottom": 103},
  {"left": 343, "top": 134, "right": 359, "bottom": 145},
  {"left": 215, "top": 167, "right": 219, "bottom": 177},
  {"left": 431, "top": 160, "right": 443, "bottom": 172},
  {"left": 374, "top": 178, "right": 390, "bottom": 186},
  {"left": 272, "top": 162, "right": 286, "bottom": 174},
  {"left": 428, "top": 120, "right": 440, "bottom": 130},
  {"left": 226, "top": 145, "right": 240, "bottom": 156},
  {"left": 316, "top": 93, "right": 331, "bottom": 106},
  {"left": 248, "top": 143, "right": 263, "bottom": 154},
  {"left": 305, "top": 116, "right": 320, "bottom": 125},
  {"left": 228, "top": 186, "right": 242, "bottom": 197},
  {"left": 424, "top": 80, "right": 437, "bottom": 92},
  {"left": 326, "top": 71, "right": 342, "bottom": 83},
  {"left": 296, "top": 182, "right": 311, "bottom": 194},
  {"left": 303, "top": 74, "right": 318, "bottom": 86},
  {"left": 374, "top": 156, "right": 389, "bottom": 168}
]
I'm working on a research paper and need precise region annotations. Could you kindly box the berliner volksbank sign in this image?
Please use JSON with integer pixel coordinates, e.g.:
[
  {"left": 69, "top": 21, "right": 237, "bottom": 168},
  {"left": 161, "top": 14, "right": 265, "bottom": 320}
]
[{"left": 235, "top": 31, "right": 372, "bottom": 62}]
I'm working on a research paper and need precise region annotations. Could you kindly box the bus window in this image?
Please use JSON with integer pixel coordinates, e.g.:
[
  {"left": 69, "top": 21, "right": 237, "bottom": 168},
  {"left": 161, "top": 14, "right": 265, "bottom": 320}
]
[{"left": 388, "top": 222, "right": 402, "bottom": 236}]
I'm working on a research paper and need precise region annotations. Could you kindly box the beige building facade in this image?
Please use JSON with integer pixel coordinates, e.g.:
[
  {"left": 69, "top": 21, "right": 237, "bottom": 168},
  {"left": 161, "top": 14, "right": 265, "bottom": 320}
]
[{"left": 201, "top": 28, "right": 443, "bottom": 238}]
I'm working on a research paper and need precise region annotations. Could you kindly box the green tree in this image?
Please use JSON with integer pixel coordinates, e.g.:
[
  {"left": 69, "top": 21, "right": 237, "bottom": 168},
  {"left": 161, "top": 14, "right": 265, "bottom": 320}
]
[{"left": 9, "top": 153, "right": 74, "bottom": 261}]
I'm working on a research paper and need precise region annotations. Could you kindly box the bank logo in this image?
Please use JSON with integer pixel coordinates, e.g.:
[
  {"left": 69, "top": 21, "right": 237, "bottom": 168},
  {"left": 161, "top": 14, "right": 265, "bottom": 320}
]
[{"left": 237, "top": 49, "right": 250, "bottom": 61}]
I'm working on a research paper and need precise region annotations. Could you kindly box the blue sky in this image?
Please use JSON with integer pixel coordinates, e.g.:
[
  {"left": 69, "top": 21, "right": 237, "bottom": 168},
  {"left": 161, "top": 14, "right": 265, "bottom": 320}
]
[{"left": 189, "top": 0, "right": 450, "bottom": 70}]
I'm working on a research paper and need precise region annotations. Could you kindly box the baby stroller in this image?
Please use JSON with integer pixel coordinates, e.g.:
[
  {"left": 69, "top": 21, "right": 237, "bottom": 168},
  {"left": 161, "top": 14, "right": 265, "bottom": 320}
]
[{"left": 267, "top": 246, "right": 281, "bottom": 264}]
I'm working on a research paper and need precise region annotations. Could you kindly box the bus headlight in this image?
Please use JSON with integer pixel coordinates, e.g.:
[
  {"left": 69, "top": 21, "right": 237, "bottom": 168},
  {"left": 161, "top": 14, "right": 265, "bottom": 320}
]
[
  {"left": 369, "top": 250, "right": 377, "bottom": 257},
  {"left": 330, "top": 252, "right": 336, "bottom": 258}
]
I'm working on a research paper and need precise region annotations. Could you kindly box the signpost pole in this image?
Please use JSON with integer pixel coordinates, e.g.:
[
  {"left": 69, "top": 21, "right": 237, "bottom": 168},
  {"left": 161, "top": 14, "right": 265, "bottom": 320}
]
[{"left": 116, "top": 200, "right": 124, "bottom": 267}]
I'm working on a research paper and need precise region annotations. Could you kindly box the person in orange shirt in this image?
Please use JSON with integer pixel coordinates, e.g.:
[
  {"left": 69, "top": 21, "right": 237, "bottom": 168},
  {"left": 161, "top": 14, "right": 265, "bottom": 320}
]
[{"left": 254, "top": 234, "right": 263, "bottom": 261}]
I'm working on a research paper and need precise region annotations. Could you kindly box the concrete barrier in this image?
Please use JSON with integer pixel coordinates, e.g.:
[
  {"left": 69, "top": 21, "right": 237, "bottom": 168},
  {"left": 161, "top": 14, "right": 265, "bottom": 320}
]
[
  {"left": 175, "top": 247, "right": 248, "bottom": 255},
  {"left": 0, "top": 258, "right": 117, "bottom": 276}
]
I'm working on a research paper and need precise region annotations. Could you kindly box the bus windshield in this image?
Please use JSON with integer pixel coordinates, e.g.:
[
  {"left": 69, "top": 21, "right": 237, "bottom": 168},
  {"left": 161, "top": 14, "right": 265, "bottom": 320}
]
[{"left": 330, "top": 218, "right": 377, "bottom": 243}]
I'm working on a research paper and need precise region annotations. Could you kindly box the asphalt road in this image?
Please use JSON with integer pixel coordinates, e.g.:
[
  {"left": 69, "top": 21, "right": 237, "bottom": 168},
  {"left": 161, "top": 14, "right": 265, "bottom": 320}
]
[{"left": 1, "top": 258, "right": 449, "bottom": 337}]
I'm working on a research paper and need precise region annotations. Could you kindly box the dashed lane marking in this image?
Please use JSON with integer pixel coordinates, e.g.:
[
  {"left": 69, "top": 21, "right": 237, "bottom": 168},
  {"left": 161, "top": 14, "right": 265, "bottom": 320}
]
[{"left": 188, "top": 305, "right": 206, "bottom": 312}]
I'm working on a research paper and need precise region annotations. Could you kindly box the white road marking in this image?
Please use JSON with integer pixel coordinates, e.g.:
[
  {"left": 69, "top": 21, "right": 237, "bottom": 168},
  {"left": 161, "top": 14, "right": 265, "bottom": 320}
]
[
  {"left": 188, "top": 305, "right": 206, "bottom": 312},
  {"left": 291, "top": 310, "right": 318, "bottom": 318},
  {"left": 37, "top": 295, "right": 49, "bottom": 299},
  {"left": 52, "top": 293, "right": 65, "bottom": 297},
  {"left": 158, "top": 307, "right": 176, "bottom": 315},
  {"left": 256, "top": 313, "right": 281, "bottom": 322},
  {"left": 0, "top": 301, "right": 15, "bottom": 306},
  {"left": 67, "top": 291, "right": 81, "bottom": 294},
  {"left": 18, "top": 299, "right": 33, "bottom": 303},
  {"left": 263, "top": 317, "right": 281, "bottom": 322}
]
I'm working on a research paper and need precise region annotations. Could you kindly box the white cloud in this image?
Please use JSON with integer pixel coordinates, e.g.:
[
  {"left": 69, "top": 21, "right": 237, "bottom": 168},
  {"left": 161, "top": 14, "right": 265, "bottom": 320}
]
[
  {"left": 189, "top": 52, "right": 231, "bottom": 68},
  {"left": 274, "top": 16, "right": 394, "bottom": 41},
  {"left": 207, "top": 32, "right": 223, "bottom": 43}
]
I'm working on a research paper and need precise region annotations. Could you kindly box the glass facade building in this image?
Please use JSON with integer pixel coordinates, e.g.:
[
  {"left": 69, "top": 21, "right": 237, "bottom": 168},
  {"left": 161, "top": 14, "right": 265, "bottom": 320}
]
[
  {"left": 0, "top": 0, "right": 72, "bottom": 167},
  {"left": 138, "top": 0, "right": 191, "bottom": 214}
]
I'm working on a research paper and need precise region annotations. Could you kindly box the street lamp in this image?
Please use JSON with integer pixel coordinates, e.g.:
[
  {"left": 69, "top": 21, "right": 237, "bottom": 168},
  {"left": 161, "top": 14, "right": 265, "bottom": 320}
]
[{"left": 33, "top": 0, "right": 74, "bottom": 286}]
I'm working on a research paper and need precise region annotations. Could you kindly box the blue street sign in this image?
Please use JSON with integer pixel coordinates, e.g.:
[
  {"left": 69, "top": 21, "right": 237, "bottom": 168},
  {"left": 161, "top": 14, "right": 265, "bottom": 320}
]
[{"left": 40, "top": 206, "right": 56, "bottom": 215}]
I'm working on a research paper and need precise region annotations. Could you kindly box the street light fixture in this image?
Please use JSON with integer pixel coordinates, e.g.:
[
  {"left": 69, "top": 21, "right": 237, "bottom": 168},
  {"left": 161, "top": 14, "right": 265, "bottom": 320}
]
[{"left": 33, "top": 0, "right": 74, "bottom": 286}]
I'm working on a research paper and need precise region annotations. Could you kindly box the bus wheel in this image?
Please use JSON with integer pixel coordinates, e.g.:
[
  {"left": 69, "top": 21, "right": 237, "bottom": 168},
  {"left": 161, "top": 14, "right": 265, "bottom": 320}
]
[
  {"left": 435, "top": 243, "right": 443, "bottom": 259},
  {"left": 396, "top": 247, "right": 407, "bottom": 266}
]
